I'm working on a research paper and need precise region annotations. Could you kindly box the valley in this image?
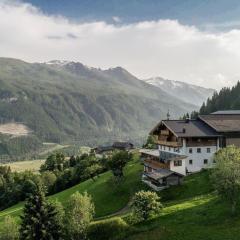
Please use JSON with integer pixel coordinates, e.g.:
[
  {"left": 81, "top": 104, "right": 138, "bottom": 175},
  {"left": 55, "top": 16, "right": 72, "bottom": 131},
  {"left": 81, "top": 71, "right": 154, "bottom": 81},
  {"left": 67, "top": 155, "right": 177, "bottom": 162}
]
[{"left": 0, "top": 58, "right": 213, "bottom": 162}]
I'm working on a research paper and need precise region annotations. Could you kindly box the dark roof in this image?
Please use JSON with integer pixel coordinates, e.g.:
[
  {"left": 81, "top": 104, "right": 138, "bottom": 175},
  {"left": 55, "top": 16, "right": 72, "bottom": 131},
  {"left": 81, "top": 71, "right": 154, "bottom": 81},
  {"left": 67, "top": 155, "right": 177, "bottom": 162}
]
[
  {"left": 112, "top": 142, "right": 133, "bottom": 148},
  {"left": 94, "top": 146, "right": 114, "bottom": 153},
  {"left": 144, "top": 168, "right": 183, "bottom": 180},
  {"left": 199, "top": 114, "right": 240, "bottom": 132},
  {"left": 211, "top": 110, "right": 240, "bottom": 115},
  {"left": 161, "top": 119, "right": 220, "bottom": 137}
]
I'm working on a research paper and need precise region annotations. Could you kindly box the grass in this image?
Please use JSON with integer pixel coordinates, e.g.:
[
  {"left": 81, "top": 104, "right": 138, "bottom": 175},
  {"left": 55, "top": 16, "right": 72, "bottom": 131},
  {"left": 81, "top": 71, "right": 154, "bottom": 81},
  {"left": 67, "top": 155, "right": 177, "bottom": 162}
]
[
  {"left": 127, "top": 170, "right": 240, "bottom": 240},
  {"left": 1, "top": 159, "right": 45, "bottom": 172},
  {"left": 0, "top": 159, "right": 144, "bottom": 222}
]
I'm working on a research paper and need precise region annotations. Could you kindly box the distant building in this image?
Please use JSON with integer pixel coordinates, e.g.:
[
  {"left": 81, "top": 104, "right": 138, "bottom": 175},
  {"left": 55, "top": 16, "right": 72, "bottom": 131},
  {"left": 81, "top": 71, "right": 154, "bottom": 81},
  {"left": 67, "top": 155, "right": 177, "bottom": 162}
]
[
  {"left": 93, "top": 141, "right": 134, "bottom": 155},
  {"left": 141, "top": 110, "right": 240, "bottom": 190}
]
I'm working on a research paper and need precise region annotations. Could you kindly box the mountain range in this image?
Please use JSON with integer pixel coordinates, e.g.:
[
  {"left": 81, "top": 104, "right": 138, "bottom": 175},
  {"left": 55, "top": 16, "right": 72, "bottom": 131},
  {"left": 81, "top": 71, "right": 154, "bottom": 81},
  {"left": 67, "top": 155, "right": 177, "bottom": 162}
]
[
  {"left": 143, "top": 77, "right": 215, "bottom": 106},
  {"left": 0, "top": 58, "right": 213, "bottom": 158}
]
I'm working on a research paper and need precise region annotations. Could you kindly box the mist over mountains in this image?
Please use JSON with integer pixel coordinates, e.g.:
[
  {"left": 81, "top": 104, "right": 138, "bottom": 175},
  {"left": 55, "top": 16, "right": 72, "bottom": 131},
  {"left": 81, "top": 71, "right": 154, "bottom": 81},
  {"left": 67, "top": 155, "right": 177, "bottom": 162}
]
[
  {"left": 143, "top": 77, "right": 215, "bottom": 106},
  {"left": 0, "top": 58, "right": 211, "bottom": 153}
]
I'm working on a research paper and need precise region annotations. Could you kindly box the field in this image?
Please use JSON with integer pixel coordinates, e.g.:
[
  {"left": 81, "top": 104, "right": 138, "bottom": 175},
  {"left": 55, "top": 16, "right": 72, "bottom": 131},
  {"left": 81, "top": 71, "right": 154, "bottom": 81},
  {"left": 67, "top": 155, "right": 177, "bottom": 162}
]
[
  {"left": 0, "top": 123, "right": 30, "bottom": 136},
  {"left": 2, "top": 159, "right": 45, "bottom": 172},
  {"left": 0, "top": 158, "right": 144, "bottom": 221}
]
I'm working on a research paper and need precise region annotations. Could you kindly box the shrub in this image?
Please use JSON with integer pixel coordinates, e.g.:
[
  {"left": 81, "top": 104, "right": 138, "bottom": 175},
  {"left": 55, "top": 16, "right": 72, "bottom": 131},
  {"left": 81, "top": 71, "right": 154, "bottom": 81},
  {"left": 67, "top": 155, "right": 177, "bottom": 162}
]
[
  {"left": 0, "top": 216, "right": 19, "bottom": 240},
  {"left": 88, "top": 217, "right": 130, "bottom": 240},
  {"left": 131, "top": 190, "right": 162, "bottom": 221}
]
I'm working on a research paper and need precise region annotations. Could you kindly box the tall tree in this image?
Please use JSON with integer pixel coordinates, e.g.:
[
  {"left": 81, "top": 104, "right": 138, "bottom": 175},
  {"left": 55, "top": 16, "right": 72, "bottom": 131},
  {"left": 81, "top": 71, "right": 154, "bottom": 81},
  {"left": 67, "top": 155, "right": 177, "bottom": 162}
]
[
  {"left": 20, "top": 184, "right": 64, "bottom": 240},
  {"left": 212, "top": 145, "right": 240, "bottom": 215}
]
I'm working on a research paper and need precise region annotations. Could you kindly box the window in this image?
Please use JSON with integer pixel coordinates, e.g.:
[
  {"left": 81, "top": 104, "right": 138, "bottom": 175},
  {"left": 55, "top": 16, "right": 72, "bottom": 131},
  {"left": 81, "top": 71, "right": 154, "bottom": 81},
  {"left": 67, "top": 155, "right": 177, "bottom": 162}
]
[
  {"left": 169, "top": 147, "right": 171, "bottom": 151},
  {"left": 174, "top": 148, "right": 180, "bottom": 153},
  {"left": 207, "top": 148, "right": 211, "bottom": 153},
  {"left": 163, "top": 146, "right": 166, "bottom": 150},
  {"left": 197, "top": 148, "right": 201, "bottom": 153},
  {"left": 204, "top": 159, "right": 208, "bottom": 164},
  {"left": 174, "top": 160, "right": 182, "bottom": 166},
  {"left": 189, "top": 148, "right": 192, "bottom": 154},
  {"left": 189, "top": 159, "right": 193, "bottom": 165}
]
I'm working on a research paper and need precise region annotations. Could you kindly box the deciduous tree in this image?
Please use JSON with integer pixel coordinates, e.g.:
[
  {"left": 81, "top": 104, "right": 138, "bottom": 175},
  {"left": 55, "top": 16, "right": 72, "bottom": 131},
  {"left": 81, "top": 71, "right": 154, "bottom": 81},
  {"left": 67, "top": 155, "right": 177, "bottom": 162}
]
[{"left": 212, "top": 145, "right": 240, "bottom": 215}]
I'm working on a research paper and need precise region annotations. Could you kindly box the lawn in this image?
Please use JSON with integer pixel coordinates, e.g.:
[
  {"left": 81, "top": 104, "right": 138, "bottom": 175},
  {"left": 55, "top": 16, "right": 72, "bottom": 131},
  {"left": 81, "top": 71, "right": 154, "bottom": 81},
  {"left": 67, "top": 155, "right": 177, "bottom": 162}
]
[
  {"left": 127, "top": 170, "right": 240, "bottom": 240},
  {"left": 0, "top": 158, "right": 144, "bottom": 222}
]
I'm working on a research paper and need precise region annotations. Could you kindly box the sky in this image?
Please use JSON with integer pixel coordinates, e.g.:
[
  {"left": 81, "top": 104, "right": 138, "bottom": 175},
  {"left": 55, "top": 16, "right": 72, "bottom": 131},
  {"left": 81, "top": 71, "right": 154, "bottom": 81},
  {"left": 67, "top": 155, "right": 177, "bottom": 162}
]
[{"left": 1, "top": 0, "right": 240, "bottom": 89}]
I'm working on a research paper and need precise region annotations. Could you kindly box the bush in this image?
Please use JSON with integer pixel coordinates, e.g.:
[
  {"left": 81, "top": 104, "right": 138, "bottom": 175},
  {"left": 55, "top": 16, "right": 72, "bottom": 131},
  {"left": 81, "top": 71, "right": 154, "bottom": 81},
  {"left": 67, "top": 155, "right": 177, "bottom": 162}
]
[
  {"left": 88, "top": 217, "right": 130, "bottom": 240},
  {"left": 131, "top": 190, "right": 162, "bottom": 221}
]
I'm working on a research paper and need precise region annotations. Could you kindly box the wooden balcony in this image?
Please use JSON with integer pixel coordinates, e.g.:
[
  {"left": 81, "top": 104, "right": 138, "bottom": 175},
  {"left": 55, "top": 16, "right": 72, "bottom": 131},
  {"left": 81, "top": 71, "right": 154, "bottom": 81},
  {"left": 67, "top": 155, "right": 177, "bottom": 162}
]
[
  {"left": 160, "top": 130, "right": 169, "bottom": 135},
  {"left": 155, "top": 140, "right": 182, "bottom": 147},
  {"left": 144, "top": 159, "right": 170, "bottom": 170}
]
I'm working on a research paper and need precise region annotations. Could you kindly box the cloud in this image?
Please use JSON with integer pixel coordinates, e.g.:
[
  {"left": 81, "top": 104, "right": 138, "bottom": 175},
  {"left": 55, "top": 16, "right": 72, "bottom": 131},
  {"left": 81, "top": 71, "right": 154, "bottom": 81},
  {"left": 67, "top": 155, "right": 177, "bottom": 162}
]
[
  {"left": 112, "top": 16, "right": 121, "bottom": 23},
  {"left": 0, "top": 1, "right": 240, "bottom": 89}
]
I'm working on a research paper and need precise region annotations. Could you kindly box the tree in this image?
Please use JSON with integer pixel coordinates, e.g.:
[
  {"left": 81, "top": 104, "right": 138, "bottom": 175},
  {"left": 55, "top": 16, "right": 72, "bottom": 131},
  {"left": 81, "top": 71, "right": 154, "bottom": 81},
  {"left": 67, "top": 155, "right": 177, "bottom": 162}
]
[
  {"left": 0, "top": 216, "right": 19, "bottom": 240},
  {"left": 20, "top": 184, "right": 64, "bottom": 240},
  {"left": 143, "top": 135, "right": 156, "bottom": 149},
  {"left": 131, "top": 190, "right": 162, "bottom": 221},
  {"left": 106, "top": 151, "right": 132, "bottom": 179},
  {"left": 40, "top": 153, "right": 65, "bottom": 172},
  {"left": 41, "top": 171, "right": 57, "bottom": 194},
  {"left": 65, "top": 192, "right": 95, "bottom": 240},
  {"left": 212, "top": 145, "right": 240, "bottom": 215}
]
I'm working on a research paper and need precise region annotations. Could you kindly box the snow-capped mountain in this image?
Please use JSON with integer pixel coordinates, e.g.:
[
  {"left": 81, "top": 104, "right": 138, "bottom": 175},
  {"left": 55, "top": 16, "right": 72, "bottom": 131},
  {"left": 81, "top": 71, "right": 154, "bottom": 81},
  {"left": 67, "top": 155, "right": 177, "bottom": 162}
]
[{"left": 143, "top": 77, "right": 215, "bottom": 106}]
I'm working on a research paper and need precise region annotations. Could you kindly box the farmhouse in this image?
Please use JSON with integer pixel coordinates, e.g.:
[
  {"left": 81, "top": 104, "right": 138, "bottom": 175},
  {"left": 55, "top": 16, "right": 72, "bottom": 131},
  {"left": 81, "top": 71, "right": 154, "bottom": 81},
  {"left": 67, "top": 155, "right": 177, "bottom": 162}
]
[{"left": 141, "top": 110, "right": 240, "bottom": 190}]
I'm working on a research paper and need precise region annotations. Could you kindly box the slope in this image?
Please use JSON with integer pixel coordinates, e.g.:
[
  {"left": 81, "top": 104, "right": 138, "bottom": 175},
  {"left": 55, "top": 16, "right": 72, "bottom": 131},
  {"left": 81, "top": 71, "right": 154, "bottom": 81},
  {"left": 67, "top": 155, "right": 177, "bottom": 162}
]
[
  {"left": 144, "top": 77, "right": 214, "bottom": 106},
  {"left": 0, "top": 58, "right": 196, "bottom": 149}
]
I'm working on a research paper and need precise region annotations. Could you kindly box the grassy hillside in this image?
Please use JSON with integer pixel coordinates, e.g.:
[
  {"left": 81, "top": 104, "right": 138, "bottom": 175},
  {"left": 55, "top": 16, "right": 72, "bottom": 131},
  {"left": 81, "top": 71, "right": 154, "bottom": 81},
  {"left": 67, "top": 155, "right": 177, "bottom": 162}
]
[
  {"left": 0, "top": 159, "right": 144, "bottom": 222},
  {"left": 0, "top": 58, "right": 196, "bottom": 154},
  {"left": 128, "top": 171, "right": 240, "bottom": 240},
  {"left": 1, "top": 160, "right": 240, "bottom": 239}
]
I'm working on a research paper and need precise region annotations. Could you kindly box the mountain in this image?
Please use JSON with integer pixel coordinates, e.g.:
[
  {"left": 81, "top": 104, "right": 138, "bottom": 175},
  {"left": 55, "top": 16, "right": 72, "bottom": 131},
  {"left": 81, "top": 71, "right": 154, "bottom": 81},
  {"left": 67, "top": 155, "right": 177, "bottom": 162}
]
[
  {"left": 0, "top": 58, "right": 196, "bottom": 158},
  {"left": 143, "top": 77, "right": 215, "bottom": 106}
]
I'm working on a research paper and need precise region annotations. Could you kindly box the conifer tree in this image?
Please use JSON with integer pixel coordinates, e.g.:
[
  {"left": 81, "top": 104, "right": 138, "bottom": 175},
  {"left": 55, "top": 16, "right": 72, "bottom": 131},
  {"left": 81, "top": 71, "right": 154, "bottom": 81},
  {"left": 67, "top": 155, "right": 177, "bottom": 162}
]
[{"left": 20, "top": 183, "right": 64, "bottom": 240}]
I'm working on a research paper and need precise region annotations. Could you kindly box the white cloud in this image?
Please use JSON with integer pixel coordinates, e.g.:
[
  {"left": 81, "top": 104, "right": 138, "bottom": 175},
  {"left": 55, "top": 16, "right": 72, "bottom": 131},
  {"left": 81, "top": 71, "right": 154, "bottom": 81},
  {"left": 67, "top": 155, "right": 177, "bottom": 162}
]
[{"left": 0, "top": 1, "right": 240, "bottom": 89}]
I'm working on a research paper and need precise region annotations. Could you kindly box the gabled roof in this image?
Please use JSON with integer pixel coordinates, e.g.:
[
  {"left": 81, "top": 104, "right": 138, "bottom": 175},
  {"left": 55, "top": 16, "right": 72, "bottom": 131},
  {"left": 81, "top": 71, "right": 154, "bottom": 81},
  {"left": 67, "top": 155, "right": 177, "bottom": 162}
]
[
  {"left": 152, "top": 119, "right": 220, "bottom": 137},
  {"left": 199, "top": 114, "right": 240, "bottom": 132}
]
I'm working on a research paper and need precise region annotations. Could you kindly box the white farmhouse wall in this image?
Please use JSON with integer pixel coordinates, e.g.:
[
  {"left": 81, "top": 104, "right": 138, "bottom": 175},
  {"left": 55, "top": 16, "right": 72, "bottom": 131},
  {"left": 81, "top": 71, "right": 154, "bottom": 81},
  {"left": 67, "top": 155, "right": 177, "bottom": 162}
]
[
  {"left": 158, "top": 138, "right": 219, "bottom": 175},
  {"left": 184, "top": 146, "right": 217, "bottom": 173},
  {"left": 169, "top": 159, "right": 186, "bottom": 176}
]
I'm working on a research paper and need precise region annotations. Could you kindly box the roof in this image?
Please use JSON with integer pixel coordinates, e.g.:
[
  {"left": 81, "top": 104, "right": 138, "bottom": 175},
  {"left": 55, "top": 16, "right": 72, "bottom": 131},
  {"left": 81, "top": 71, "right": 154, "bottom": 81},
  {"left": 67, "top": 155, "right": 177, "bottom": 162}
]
[
  {"left": 139, "top": 149, "right": 159, "bottom": 157},
  {"left": 94, "top": 146, "right": 114, "bottom": 153},
  {"left": 144, "top": 169, "right": 183, "bottom": 180},
  {"left": 161, "top": 119, "right": 220, "bottom": 137},
  {"left": 199, "top": 114, "right": 240, "bottom": 132},
  {"left": 159, "top": 151, "right": 187, "bottom": 162},
  {"left": 112, "top": 142, "right": 134, "bottom": 148},
  {"left": 211, "top": 110, "right": 240, "bottom": 115}
]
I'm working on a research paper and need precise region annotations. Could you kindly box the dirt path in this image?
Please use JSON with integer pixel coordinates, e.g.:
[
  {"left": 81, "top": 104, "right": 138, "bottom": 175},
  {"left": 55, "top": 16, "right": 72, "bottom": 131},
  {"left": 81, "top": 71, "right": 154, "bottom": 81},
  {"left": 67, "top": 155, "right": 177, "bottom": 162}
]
[{"left": 95, "top": 202, "right": 131, "bottom": 221}]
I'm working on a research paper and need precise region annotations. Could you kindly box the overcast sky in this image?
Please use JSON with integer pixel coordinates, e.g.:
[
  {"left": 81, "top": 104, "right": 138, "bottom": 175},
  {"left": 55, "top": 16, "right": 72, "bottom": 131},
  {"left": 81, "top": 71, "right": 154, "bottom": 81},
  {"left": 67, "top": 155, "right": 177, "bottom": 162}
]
[{"left": 1, "top": 1, "right": 240, "bottom": 89}]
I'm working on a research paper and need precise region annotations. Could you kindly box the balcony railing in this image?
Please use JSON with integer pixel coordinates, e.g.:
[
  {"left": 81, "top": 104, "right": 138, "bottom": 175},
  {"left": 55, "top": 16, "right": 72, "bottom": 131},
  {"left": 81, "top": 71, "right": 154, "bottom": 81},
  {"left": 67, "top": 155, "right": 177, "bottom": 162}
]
[{"left": 156, "top": 140, "right": 182, "bottom": 147}]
